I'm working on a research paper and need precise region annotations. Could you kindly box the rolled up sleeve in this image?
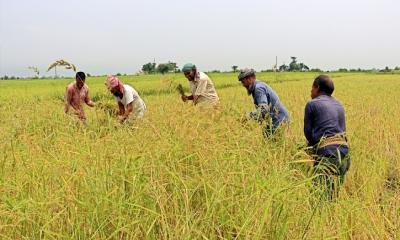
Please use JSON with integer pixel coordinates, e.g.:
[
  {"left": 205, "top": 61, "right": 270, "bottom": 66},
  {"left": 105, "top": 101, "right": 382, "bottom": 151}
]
[{"left": 251, "top": 89, "right": 270, "bottom": 121}]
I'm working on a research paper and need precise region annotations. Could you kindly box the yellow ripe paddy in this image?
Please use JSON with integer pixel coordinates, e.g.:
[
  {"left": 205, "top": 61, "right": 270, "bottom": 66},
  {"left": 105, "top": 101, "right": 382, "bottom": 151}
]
[{"left": 0, "top": 72, "right": 399, "bottom": 239}]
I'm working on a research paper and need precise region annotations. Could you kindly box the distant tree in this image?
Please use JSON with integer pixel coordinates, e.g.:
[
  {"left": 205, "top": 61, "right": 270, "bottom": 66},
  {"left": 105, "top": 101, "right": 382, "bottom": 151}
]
[
  {"left": 166, "top": 61, "right": 178, "bottom": 72},
  {"left": 232, "top": 65, "right": 238, "bottom": 72},
  {"left": 2, "top": 75, "right": 8, "bottom": 80},
  {"left": 279, "top": 64, "right": 289, "bottom": 72},
  {"left": 298, "top": 63, "right": 309, "bottom": 71},
  {"left": 261, "top": 69, "right": 274, "bottom": 72},
  {"left": 394, "top": 66, "right": 400, "bottom": 71},
  {"left": 28, "top": 66, "right": 40, "bottom": 78},
  {"left": 157, "top": 64, "right": 170, "bottom": 74},
  {"left": 310, "top": 68, "right": 322, "bottom": 72},
  {"left": 87, "top": 73, "right": 91, "bottom": 77},
  {"left": 281, "top": 57, "right": 310, "bottom": 71},
  {"left": 142, "top": 62, "right": 156, "bottom": 74},
  {"left": 116, "top": 73, "right": 122, "bottom": 76},
  {"left": 154, "top": 62, "right": 178, "bottom": 74},
  {"left": 338, "top": 68, "right": 348, "bottom": 72},
  {"left": 289, "top": 57, "right": 300, "bottom": 71}
]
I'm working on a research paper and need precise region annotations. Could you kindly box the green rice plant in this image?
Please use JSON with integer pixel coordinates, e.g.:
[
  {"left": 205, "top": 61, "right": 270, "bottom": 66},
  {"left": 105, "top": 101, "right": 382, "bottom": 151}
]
[
  {"left": 176, "top": 83, "right": 185, "bottom": 96},
  {"left": 96, "top": 101, "right": 118, "bottom": 116},
  {"left": 0, "top": 72, "right": 399, "bottom": 239}
]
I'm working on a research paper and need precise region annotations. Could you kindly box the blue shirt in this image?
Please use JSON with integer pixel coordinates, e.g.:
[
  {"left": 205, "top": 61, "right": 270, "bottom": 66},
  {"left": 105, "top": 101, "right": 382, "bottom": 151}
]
[
  {"left": 248, "top": 80, "right": 290, "bottom": 128},
  {"left": 304, "top": 94, "right": 346, "bottom": 146}
]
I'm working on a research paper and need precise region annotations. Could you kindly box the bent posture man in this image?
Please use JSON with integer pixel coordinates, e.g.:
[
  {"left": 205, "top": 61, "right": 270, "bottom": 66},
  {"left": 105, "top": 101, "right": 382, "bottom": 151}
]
[
  {"left": 180, "top": 63, "right": 219, "bottom": 107},
  {"left": 304, "top": 75, "right": 350, "bottom": 198},
  {"left": 64, "top": 71, "right": 95, "bottom": 124},
  {"left": 238, "top": 68, "right": 290, "bottom": 137},
  {"left": 105, "top": 75, "right": 146, "bottom": 123}
]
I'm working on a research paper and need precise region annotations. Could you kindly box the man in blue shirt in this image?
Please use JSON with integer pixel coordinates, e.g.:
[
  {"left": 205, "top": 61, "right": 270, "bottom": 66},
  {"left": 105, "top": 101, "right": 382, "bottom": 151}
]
[
  {"left": 238, "top": 68, "right": 290, "bottom": 137},
  {"left": 304, "top": 75, "right": 350, "bottom": 198}
]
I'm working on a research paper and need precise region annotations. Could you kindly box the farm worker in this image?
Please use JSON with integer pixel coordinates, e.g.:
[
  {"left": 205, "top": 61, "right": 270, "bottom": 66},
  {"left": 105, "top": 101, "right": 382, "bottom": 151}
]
[
  {"left": 64, "top": 71, "right": 95, "bottom": 124},
  {"left": 304, "top": 75, "right": 350, "bottom": 199},
  {"left": 238, "top": 68, "right": 290, "bottom": 137},
  {"left": 180, "top": 63, "right": 219, "bottom": 107},
  {"left": 105, "top": 75, "right": 146, "bottom": 123}
]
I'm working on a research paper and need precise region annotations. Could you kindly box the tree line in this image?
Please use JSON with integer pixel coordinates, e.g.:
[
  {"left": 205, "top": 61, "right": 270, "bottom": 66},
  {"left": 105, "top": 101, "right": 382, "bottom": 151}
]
[
  {"left": 2, "top": 57, "right": 400, "bottom": 79},
  {"left": 141, "top": 61, "right": 179, "bottom": 74}
]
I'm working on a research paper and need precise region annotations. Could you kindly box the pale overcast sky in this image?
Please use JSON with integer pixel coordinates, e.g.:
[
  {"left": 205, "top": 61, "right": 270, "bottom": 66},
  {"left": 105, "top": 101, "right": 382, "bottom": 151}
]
[{"left": 0, "top": 0, "right": 399, "bottom": 76}]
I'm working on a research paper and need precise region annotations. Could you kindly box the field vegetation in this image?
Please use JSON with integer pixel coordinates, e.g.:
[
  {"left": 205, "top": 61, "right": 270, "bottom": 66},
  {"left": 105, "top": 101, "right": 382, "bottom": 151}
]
[{"left": 0, "top": 72, "right": 399, "bottom": 239}]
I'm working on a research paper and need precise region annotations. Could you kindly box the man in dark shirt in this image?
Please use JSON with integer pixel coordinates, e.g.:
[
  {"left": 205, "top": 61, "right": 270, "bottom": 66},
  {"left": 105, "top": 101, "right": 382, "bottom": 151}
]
[
  {"left": 239, "top": 68, "right": 290, "bottom": 137},
  {"left": 304, "top": 75, "right": 350, "bottom": 198}
]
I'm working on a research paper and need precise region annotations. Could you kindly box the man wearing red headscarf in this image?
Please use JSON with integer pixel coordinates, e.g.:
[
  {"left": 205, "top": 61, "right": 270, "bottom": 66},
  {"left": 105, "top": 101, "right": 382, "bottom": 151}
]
[{"left": 105, "top": 75, "right": 146, "bottom": 123}]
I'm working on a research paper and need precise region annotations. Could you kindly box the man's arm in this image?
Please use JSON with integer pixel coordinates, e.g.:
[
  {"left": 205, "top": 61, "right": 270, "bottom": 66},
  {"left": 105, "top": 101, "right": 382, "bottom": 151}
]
[
  {"left": 339, "top": 105, "right": 346, "bottom": 133},
  {"left": 249, "top": 88, "right": 270, "bottom": 121},
  {"left": 124, "top": 102, "right": 134, "bottom": 117},
  {"left": 193, "top": 95, "right": 200, "bottom": 104},
  {"left": 64, "top": 87, "right": 72, "bottom": 113},
  {"left": 304, "top": 103, "right": 314, "bottom": 146},
  {"left": 118, "top": 102, "right": 125, "bottom": 116},
  {"left": 181, "top": 95, "right": 194, "bottom": 102},
  {"left": 84, "top": 89, "right": 95, "bottom": 107},
  {"left": 119, "top": 102, "right": 134, "bottom": 122}
]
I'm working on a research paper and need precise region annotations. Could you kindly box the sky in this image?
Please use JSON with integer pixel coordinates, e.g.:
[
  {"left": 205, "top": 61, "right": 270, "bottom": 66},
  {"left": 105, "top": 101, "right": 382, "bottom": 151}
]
[{"left": 0, "top": 0, "right": 399, "bottom": 77}]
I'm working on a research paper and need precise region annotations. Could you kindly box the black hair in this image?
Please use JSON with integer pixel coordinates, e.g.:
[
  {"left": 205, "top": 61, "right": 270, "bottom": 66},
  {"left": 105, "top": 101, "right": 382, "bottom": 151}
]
[
  {"left": 76, "top": 72, "right": 86, "bottom": 81},
  {"left": 313, "top": 75, "right": 334, "bottom": 95}
]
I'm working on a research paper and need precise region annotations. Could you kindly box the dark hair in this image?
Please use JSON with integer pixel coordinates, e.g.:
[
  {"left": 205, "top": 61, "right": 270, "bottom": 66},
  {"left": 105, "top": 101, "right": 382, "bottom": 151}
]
[
  {"left": 76, "top": 72, "right": 86, "bottom": 81},
  {"left": 313, "top": 75, "right": 334, "bottom": 95}
]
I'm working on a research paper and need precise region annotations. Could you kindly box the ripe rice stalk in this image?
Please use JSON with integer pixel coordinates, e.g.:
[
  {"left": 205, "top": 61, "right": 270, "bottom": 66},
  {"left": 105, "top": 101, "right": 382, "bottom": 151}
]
[
  {"left": 176, "top": 84, "right": 185, "bottom": 96},
  {"left": 47, "top": 59, "right": 77, "bottom": 74},
  {"left": 96, "top": 102, "right": 118, "bottom": 116}
]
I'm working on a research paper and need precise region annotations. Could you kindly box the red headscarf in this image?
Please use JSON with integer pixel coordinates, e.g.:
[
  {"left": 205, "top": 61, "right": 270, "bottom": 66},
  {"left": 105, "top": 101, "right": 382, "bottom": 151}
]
[{"left": 105, "top": 75, "right": 125, "bottom": 93}]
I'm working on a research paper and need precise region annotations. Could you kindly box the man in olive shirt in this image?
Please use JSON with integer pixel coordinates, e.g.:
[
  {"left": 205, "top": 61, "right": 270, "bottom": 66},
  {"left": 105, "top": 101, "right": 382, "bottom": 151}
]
[{"left": 180, "top": 63, "right": 219, "bottom": 107}]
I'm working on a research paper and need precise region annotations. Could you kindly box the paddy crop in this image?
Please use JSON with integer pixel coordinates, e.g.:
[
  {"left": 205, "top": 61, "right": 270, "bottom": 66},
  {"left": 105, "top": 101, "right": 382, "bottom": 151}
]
[{"left": 0, "top": 72, "right": 399, "bottom": 239}]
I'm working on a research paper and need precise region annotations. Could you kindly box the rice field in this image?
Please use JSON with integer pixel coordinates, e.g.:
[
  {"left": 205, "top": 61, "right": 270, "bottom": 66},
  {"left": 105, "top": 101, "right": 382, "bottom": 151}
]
[{"left": 0, "top": 72, "right": 399, "bottom": 239}]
